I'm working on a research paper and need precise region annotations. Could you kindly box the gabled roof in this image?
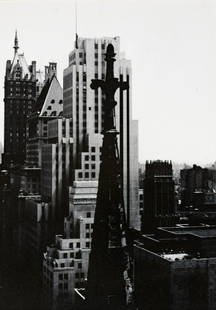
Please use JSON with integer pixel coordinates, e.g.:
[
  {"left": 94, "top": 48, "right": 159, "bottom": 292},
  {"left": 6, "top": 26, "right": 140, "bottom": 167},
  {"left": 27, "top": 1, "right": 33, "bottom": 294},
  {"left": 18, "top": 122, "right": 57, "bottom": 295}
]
[
  {"left": 10, "top": 53, "right": 31, "bottom": 78},
  {"left": 34, "top": 74, "right": 63, "bottom": 117}
]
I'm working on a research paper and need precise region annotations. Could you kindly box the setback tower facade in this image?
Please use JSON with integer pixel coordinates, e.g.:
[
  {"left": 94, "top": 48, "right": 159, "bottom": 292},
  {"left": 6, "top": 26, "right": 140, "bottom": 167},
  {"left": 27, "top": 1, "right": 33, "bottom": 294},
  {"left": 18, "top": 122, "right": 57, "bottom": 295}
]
[{"left": 63, "top": 36, "right": 139, "bottom": 229}]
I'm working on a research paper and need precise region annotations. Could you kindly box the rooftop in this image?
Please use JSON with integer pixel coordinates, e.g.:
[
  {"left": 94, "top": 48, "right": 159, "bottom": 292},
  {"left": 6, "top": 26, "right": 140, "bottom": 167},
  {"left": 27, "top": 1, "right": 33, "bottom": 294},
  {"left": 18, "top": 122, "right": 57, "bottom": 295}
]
[
  {"left": 161, "top": 253, "right": 188, "bottom": 261},
  {"left": 160, "top": 226, "right": 216, "bottom": 238}
]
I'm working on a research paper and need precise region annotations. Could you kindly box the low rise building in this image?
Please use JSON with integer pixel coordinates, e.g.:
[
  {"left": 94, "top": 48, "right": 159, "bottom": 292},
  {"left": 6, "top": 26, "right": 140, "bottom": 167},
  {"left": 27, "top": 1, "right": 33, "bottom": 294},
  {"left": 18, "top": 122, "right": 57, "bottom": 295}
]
[{"left": 134, "top": 226, "right": 216, "bottom": 310}]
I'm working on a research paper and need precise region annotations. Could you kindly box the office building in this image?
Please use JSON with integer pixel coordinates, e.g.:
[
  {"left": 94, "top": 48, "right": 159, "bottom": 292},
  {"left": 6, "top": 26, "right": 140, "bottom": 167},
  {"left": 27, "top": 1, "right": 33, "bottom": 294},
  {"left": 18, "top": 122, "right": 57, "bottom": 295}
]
[
  {"left": 180, "top": 165, "right": 216, "bottom": 209},
  {"left": 63, "top": 36, "right": 139, "bottom": 229},
  {"left": 43, "top": 181, "right": 97, "bottom": 310},
  {"left": 134, "top": 226, "right": 216, "bottom": 310},
  {"left": 142, "top": 160, "right": 178, "bottom": 233},
  {"left": 2, "top": 32, "right": 43, "bottom": 167},
  {"left": 41, "top": 117, "right": 73, "bottom": 230},
  {"left": 26, "top": 62, "right": 62, "bottom": 168}
]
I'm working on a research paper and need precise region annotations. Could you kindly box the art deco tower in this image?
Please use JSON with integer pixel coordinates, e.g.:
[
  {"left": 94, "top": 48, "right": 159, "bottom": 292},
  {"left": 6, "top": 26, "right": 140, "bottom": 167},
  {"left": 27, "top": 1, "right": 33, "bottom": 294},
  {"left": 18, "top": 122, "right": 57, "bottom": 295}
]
[
  {"left": 2, "top": 32, "right": 43, "bottom": 167},
  {"left": 63, "top": 36, "right": 139, "bottom": 229}
]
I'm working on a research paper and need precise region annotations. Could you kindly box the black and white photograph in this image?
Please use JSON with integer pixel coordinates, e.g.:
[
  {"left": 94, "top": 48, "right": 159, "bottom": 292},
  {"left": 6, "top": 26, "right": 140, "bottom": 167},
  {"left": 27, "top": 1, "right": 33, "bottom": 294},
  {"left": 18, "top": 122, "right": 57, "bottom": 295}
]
[{"left": 0, "top": 0, "right": 216, "bottom": 309}]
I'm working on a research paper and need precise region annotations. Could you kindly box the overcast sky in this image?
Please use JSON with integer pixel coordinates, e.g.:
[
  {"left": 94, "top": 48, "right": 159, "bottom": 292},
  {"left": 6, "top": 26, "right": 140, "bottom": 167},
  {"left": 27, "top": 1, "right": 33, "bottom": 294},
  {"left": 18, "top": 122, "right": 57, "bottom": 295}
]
[{"left": 0, "top": 0, "right": 216, "bottom": 165}]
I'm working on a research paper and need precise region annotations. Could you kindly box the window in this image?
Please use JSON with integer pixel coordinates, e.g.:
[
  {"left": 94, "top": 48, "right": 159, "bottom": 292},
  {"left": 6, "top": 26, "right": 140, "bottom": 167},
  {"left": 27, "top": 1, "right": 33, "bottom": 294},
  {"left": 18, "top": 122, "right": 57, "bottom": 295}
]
[
  {"left": 70, "top": 252, "right": 74, "bottom": 258},
  {"left": 86, "top": 224, "right": 90, "bottom": 229},
  {"left": 85, "top": 172, "right": 89, "bottom": 178},
  {"left": 51, "top": 99, "right": 55, "bottom": 103},
  {"left": 86, "top": 242, "right": 90, "bottom": 248},
  {"left": 85, "top": 155, "right": 89, "bottom": 161},
  {"left": 59, "top": 274, "right": 63, "bottom": 280},
  {"left": 85, "top": 164, "right": 89, "bottom": 169},
  {"left": 91, "top": 172, "right": 95, "bottom": 178},
  {"left": 60, "top": 263, "right": 65, "bottom": 268},
  {"left": 64, "top": 283, "right": 68, "bottom": 290},
  {"left": 58, "top": 283, "right": 63, "bottom": 289},
  {"left": 78, "top": 172, "right": 82, "bottom": 178},
  {"left": 87, "top": 212, "right": 91, "bottom": 218},
  {"left": 86, "top": 233, "right": 90, "bottom": 238},
  {"left": 59, "top": 100, "right": 63, "bottom": 104},
  {"left": 70, "top": 260, "right": 74, "bottom": 267},
  {"left": 91, "top": 147, "right": 95, "bottom": 152},
  {"left": 47, "top": 106, "right": 51, "bottom": 110},
  {"left": 76, "top": 242, "right": 80, "bottom": 248},
  {"left": 63, "top": 253, "right": 67, "bottom": 259},
  {"left": 91, "top": 164, "right": 95, "bottom": 169},
  {"left": 76, "top": 251, "right": 81, "bottom": 259},
  {"left": 69, "top": 242, "right": 73, "bottom": 249},
  {"left": 64, "top": 274, "right": 68, "bottom": 280},
  {"left": 78, "top": 263, "right": 82, "bottom": 269},
  {"left": 95, "top": 43, "right": 98, "bottom": 49},
  {"left": 91, "top": 155, "right": 95, "bottom": 161}
]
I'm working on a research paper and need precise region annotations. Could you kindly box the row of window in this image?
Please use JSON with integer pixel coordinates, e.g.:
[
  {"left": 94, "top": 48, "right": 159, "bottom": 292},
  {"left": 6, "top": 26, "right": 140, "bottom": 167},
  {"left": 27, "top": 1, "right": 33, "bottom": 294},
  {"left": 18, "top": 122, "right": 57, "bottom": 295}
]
[
  {"left": 94, "top": 43, "right": 106, "bottom": 49},
  {"left": 78, "top": 172, "right": 96, "bottom": 179},
  {"left": 50, "top": 99, "right": 63, "bottom": 104},
  {"left": 84, "top": 164, "right": 95, "bottom": 169}
]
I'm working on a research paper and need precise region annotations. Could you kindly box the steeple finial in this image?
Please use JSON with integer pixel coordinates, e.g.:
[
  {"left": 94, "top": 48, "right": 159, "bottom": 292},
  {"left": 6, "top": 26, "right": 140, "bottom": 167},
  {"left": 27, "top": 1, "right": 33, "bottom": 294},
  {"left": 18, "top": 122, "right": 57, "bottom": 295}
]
[{"left": 14, "top": 30, "right": 19, "bottom": 54}]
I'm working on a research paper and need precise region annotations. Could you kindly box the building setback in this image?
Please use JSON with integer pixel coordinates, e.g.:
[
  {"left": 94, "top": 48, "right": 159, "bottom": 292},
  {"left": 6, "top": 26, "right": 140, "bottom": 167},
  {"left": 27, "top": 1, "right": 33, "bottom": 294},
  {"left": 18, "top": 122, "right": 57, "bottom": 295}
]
[
  {"left": 63, "top": 36, "right": 139, "bottom": 229},
  {"left": 43, "top": 180, "right": 97, "bottom": 309}
]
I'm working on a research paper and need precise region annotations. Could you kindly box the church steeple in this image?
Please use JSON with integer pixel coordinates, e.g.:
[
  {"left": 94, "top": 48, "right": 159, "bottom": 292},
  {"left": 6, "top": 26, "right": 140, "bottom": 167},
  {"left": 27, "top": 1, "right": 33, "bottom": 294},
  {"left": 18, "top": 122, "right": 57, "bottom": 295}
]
[
  {"left": 86, "top": 44, "right": 132, "bottom": 310},
  {"left": 13, "top": 30, "right": 19, "bottom": 54}
]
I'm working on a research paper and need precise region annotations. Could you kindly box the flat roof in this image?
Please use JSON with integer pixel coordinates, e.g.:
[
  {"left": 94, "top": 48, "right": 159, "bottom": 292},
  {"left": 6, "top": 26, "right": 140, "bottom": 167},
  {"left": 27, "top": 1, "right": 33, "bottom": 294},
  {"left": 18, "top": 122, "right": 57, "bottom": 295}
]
[
  {"left": 161, "top": 253, "right": 188, "bottom": 261},
  {"left": 160, "top": 226, "right": 216, "bottom": 238}
]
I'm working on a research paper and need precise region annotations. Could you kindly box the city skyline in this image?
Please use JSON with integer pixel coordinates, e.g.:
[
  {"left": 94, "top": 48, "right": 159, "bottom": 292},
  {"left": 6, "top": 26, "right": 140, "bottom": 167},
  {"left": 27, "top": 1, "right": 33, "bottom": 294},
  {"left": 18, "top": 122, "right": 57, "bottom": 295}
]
[{"left": 0, "top": 0, "right": 216, "bottom": 165}]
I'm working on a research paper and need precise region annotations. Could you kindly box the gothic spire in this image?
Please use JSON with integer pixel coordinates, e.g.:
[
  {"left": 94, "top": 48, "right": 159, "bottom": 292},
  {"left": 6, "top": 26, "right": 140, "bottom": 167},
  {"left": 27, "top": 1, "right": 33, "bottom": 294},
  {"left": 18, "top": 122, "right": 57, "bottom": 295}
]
[
  {"left": 87, "top": 44, "right": 131, "bottom": 310},
  {"left": 13, "top": 30, "right": 19, "bottom": 54}
]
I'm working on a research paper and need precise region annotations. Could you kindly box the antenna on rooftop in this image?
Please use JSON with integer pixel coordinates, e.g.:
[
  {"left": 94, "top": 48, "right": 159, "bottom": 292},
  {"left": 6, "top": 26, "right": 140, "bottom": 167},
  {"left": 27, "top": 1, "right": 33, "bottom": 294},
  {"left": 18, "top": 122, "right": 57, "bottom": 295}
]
[{"left": 75, "top": 0, "right": 78, "bottom": 49}]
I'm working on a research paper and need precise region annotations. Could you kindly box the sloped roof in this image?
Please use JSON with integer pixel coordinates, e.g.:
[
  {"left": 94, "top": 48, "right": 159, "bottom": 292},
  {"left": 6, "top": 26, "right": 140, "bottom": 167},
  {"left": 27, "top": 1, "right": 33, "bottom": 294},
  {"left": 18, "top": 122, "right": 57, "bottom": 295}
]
[
  {"left": 10, "top": 53, "right": 31, "bottom": 78},
  {"left": 34, "top": 74, "right": 63, "bottom": 117}
]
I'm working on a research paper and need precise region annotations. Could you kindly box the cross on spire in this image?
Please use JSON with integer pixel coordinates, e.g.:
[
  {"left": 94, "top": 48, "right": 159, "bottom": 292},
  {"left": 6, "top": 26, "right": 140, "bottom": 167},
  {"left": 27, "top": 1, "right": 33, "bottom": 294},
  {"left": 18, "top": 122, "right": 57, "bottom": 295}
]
[{"left": 90, "top": 44, "right": 128, "bottom": 132}]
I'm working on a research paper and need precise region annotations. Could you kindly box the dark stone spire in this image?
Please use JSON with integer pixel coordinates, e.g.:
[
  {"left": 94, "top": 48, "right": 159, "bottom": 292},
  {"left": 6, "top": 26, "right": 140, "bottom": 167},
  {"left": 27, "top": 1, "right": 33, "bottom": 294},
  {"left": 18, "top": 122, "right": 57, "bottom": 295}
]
[{"left": 86, "top": 44, "right": 131, "bottom": 310}]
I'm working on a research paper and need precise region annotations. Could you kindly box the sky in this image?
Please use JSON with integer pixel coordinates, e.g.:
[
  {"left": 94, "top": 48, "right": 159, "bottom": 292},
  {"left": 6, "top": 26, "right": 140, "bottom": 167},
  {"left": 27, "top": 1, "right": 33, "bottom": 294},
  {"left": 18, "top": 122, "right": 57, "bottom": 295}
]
[{"left": 0, "top": 0, "right": 216, "bottom": 165}]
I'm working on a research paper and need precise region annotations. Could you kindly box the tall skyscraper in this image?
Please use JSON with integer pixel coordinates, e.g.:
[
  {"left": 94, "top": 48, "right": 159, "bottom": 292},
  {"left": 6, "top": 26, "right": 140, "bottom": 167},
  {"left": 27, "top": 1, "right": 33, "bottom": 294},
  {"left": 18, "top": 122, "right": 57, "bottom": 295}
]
[
  {"left": 63, "top": 36, "right": 139, "bottom": 229},
  {"left": 142, "top": 160, "right": 178, "bottom": 233},
  {"left": 2, "top": 32, "right": 43, "bottom": 167}
]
